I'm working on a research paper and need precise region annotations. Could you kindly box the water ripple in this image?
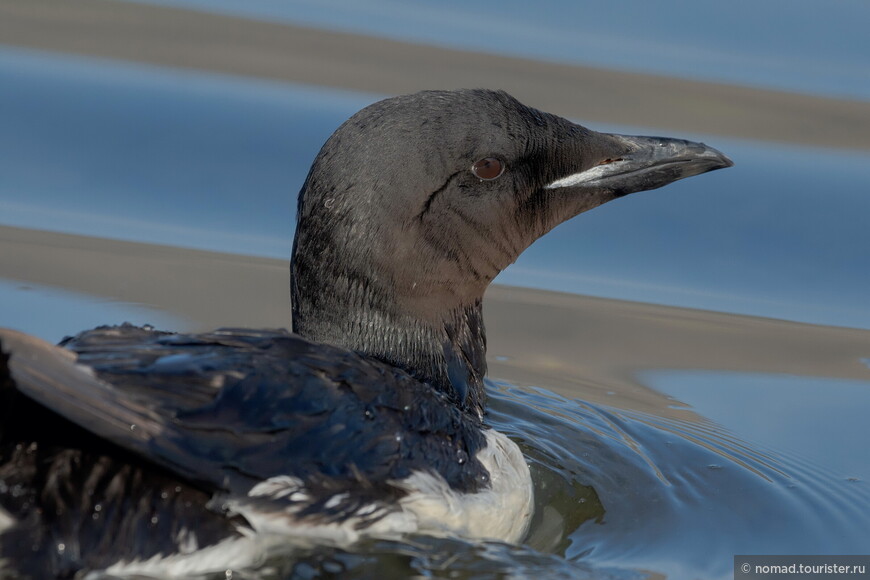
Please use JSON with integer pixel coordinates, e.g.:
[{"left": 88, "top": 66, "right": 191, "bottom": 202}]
[{"left": 485, "top": 379, "right": 870, "bottom": 579}]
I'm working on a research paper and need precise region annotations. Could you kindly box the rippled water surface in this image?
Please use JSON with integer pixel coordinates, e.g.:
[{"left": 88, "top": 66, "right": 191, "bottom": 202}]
[
  {"left": 492, "top": 379, "right": 870, "bottom": 578},
  {"left": 1, "top": 43, "right": 869, "bottom": 580}
]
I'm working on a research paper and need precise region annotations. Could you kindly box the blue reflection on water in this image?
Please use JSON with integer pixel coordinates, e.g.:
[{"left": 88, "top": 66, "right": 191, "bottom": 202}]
[
  {"left": 489, "top": 380, "right": 870, "bottom": 578},
  {"left": 640, "top": 371, "right": 870, "bottom": 481},
  {"left": 113, "top": 0, "right": 870, "bottom": 100},
  {"left": 0, "top": 48, "right": 380, "bottom": 257},
  {"left": 0, "top": 278, "right": 182, "bottom": 342},
  {"left": 2, "top": 48, "right": 869, "bottom": 330}
]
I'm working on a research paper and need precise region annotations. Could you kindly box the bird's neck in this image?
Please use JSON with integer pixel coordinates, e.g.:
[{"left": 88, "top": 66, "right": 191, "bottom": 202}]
[{"left": 291, "top": 272, "right": 487, "bottom": 418}]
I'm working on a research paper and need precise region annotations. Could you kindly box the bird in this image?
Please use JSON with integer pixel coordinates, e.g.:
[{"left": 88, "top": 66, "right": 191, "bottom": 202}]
[{"left": 0, "top": 89, "right": 732, "bottom": 578}]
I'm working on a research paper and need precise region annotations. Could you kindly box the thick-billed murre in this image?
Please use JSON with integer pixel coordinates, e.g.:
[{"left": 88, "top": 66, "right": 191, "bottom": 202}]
[{"left": 0, "top": 89, "right": 732, "bottom": 578}]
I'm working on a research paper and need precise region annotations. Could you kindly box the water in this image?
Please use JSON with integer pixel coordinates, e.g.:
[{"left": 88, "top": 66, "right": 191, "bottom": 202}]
[
  {"left": 114, "top": 0, "right": 870, "bottom": 101},
  {"left": 487, "top": 382, "right": 870, "bottom": 578},
  {"left": 1, "top": 41, "right": 869, "bottom": 580},
  {"left": 0, "top": 48, "right": 372, "bottom": 259},
  {"left": 0, "top": 279, "right": 180, "bottom": 341},
  {"left": 642, "top": 371, "right": 870, "bottom": 481}
]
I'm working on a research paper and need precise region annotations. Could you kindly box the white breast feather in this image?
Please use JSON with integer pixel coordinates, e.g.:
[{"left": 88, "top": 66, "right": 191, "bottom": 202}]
[
  {"left": 83, "top": 429, "right": 534, "bottom": 578},
  {"left": 234, "top": 429, "right": 533, "bottom": 544},
  {"left": 396, "top": 429, "right": 534, "bottom": 543}
]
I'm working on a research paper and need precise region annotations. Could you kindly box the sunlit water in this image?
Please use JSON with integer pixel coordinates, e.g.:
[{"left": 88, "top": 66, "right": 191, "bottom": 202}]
[{"left": 2, "top": 47, "right": 870, "bottom": 580}]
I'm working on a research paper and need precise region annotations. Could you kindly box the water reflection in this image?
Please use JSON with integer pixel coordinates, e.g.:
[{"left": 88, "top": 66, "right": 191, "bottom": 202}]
[
  {"left": 115, "top": 0, "right": 870, "bottom": 100},
  {"left": 249, "top": 535, "right": 632, "bottom": 580},
  {"left": 641, "top": 370, "right": 870, "bottom": 480},
  {"left": 0, "top": 278, "right": 181, "bottom": 341},
  {"left": 487, "top": 379, "right": 870, "bottom": 579},
  {"left": 0, "top": 48, "right": 378, "bottom": 257}
]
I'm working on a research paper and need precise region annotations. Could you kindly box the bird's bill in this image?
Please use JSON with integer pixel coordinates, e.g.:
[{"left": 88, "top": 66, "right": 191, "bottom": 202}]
[{"left": 546, "top": 134, "right": 733, "bottom": 197}]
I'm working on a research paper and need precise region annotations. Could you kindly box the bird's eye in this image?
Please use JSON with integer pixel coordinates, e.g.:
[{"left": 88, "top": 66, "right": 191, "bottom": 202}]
[{"left": 471, "top": 157, "right": 505, "bottom": 180}]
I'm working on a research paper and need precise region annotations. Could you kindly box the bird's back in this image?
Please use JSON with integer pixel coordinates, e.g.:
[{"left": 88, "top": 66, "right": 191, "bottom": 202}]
[{"left": 0, "top": 324, "right": 492, "bottom": 576}]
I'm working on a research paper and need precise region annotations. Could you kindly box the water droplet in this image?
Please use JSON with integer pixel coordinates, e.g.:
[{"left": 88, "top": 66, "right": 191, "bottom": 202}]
[
  {"left": 57, "top": 543, "right": 65, "bottom": 555},
  {"left": 151, "top": 515, "right": 159, "bottom": 525},
  {"left": 160, "top": 491, "right": 169, "bottom": 499},
  {"left": 403, "top": 405, "right": 410, "bottom": 412},
  {"left": 364, "top": 409, "right": 375, "bottom": 420},
  {"left": 324, "top": 198, "right": 335, "bottom": 209},
  {"left": 323, "top": 562, "right": 343, "bottom": 574},
  {"left": 175, "top": 486, "right": 182, "bottom": 493},
  {"left": 707, "top": 464, "right": 723, "bottom": 470},
  {"left": 456, "top": 450, "right": 468, "bottom": 465},
  {"left": 93, "top": 503, "right": 102, "bottom": 512},
  {"left": 225, "top": 570, "right": 233, "bottom": 580},
  {"left": 130, "top": 424, "right": 137, "bottom": 431}
]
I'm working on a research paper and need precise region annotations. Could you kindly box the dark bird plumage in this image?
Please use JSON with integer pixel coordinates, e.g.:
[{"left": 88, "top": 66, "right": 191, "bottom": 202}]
[{"left": 0, "top": 89, "right": 731, "bottom": 578}]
